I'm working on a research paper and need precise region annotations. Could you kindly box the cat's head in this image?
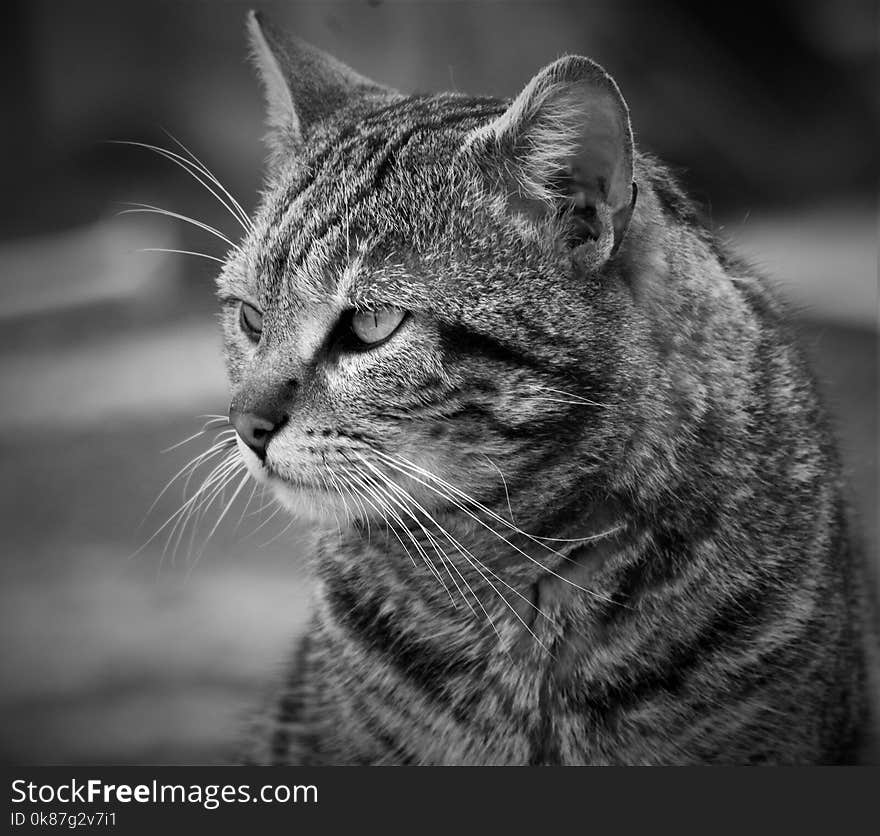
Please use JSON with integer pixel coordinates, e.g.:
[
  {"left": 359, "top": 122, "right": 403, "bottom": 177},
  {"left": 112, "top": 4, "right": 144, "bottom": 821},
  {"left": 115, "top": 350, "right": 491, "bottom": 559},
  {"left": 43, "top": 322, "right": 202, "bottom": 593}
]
[{"left": 218, "top": 11, "right": 643, "bottom": 528}]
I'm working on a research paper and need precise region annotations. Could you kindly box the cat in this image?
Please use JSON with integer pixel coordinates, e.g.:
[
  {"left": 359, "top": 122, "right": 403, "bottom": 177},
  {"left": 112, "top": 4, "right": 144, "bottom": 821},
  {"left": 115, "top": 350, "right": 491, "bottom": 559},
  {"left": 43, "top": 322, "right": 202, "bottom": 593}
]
[{"left": 215, "top": 10, "right": 878, "bottom": 764}]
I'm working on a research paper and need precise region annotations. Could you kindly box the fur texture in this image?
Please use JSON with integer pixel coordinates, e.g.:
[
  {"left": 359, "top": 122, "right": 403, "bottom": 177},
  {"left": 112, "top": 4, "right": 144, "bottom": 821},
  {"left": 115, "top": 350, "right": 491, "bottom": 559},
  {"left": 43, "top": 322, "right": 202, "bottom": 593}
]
[{"left": 219, "top": 12, "right": 877, "bottom": 765}]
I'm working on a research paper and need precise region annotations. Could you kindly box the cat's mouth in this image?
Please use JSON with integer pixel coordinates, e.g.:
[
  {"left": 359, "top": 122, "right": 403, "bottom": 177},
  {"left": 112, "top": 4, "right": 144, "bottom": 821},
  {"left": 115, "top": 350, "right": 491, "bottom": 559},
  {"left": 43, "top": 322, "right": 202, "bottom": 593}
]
[
  {"left": 235, "top": 435, "right": 326, "bottom": 491},
  {"left": 234, "top": 438, "right": 351, "bottom": 523},
  {"left": 262, "top": 461, "right": 303, "bottom": 484},
  {"left": 252, "top": 456, "right": 329, "bottom": 493}
]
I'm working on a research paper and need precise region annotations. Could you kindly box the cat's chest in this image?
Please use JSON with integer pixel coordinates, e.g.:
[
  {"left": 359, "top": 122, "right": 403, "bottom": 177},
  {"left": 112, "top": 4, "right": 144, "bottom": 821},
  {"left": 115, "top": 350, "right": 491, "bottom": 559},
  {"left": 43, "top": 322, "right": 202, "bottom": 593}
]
[{"left": 311, "top": 597, "right": 596, "bottom": 763}]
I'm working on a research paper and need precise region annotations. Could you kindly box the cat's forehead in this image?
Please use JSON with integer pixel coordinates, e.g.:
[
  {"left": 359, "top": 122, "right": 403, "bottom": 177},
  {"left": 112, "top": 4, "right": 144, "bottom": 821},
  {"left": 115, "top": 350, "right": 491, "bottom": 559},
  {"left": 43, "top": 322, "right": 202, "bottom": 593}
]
[{"left": 244, "top": 95, "right": 508, "bottom": 305}]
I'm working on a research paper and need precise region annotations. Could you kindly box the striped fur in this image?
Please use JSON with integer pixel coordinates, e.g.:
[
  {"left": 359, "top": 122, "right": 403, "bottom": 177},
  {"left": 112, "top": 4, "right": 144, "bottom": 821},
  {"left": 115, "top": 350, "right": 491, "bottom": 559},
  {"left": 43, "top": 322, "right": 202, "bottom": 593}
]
[{"left": 226, "top": 15, "right": 876, "bottom": 765}]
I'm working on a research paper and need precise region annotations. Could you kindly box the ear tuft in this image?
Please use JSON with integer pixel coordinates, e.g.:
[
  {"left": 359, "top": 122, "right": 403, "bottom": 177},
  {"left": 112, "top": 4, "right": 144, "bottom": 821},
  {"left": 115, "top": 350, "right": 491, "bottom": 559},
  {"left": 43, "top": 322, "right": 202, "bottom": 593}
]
[
  {"left": 246, "top": 10, "right": 394, "bottom": 164},
  {"left": 469, "top": 56, "right": 636, "bottom": 257}
]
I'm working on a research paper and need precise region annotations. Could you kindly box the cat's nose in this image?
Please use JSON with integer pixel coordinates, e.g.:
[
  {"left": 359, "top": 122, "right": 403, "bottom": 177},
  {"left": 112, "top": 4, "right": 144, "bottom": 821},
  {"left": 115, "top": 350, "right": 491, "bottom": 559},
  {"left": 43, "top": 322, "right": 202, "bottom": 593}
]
[{"left": 229, "top": 406, "right": 284, "bottom": 460}]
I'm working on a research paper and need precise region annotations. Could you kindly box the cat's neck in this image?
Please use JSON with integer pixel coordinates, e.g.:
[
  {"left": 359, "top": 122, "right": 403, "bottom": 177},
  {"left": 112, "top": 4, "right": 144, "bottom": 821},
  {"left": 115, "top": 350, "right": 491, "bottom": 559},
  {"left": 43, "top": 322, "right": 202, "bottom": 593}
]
[{"left": 313, "top": 492, "right": 635, "bottom": 660}]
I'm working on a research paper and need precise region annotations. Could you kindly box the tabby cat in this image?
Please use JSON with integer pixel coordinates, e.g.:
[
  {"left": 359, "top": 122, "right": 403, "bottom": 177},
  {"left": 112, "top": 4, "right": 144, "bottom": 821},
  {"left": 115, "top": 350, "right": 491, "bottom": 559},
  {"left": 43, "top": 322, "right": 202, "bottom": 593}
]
[{"left": 217, "top": 11, "right": 877, "bottom": 764}]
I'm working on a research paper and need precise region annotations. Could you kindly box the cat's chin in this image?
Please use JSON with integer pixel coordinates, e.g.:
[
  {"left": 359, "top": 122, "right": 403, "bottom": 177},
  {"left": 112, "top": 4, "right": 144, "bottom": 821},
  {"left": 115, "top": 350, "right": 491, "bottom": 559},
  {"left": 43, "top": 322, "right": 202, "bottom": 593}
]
[
  {"left": 262, "top": 469, "right": 358, "bottom": 527},
  {"left": 268, "top": 480, "right": 352, "bottom": 525}
]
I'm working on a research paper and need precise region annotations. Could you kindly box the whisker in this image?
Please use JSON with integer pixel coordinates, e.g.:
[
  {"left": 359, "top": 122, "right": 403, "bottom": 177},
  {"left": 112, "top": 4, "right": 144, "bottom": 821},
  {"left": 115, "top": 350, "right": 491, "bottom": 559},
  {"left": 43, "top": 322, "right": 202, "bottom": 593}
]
[
  {"left": 132, "top": 451, "right": 238, "bottom": 564},
  {"left": 351, "top": 462, "right": 488, "bottom": 622},
  {"left": 181, "top": 464, "right": 244, "bottom": 565},
  {"left": 234, "top": 479, "right": 260, "bottom": 535},
  {"left": 138, "top": 247, "right": 227, "bottom": 264},
  {"left": 136, "top": 435, "right": 236, "bottom": 538},
  {"left": 117, "top": 203, "right": 240, "bottom": 251},
  {"left": 353, "top": 484, "right": 422, "bottom": 575},
  {"left": 380, "top": 449, "right": 624, "bottom": 547},
  {"left": 483, "top": 454, "right": 517, "bottom": 525},
  {"left": 181, "top": 431, "right": 239, "bottom": 495},
  {"left": 171, "top": 451, "right": 241, "bottom": 530},
  {"left": 145, "top": 442, "right": 230, "bottom": 523},
  {"left": 355, "top": 456, "right": 554, "bottom": 638},
  {"left": 342, "top": 466, "right": 440, "bottom": 590},
  {"left": 162, "top": 422, "right": 233, "bottom": 455},
  {"left": 448, "top": 539, "right": 551, "bottom": 652},
  {"left": 247, "top": 499, "right": 285, "bottom": 538},
  {"left": 386, "top": 479, "right": 554, "bottom": 626},
  {"left": 533, "top": 385, "right": 610, "bottom": 409},
  {"left": 110, "top": 139, "right": 252, "bottom": 233},
  {"left": 460, "top": 546, "right": 555, "bottom": 632},
  {"left": 524, "top": 396, "right": 608, "bottom": 408},
  {"left": 195, "top": 469, "right": 251, "bottom": 559},
  {"left": 336, "top": 468, "right": 400, "bottom": 550},
  {"left": 161, "top": 130, "right": 254, "bottom": 231},
  {"left": 164, "top": 455, "right": 242, "bottom": 561},
  {"left": 347, "top": 456, "right": 478, "bottom": 611},
  {"left": 346, "top": 465, "right": 454, "bottom": 600},
  {"left": 320, "top": 470, "right": 346, "bottom": 538},
  {"left": 161, "top": 425, "right": 221, "bottom": 455},
  {"left": 348, "top": 462, "right": 460, "bottom": 606},
  {"left": 375, "top": 452, "right": 618, "bottom": 605},
  {"left": 257, "top": 514, "right": 299, "bottom": 548},
  {"left": 175, "top": 462, "right": 244, "bottom": 570},
  {"left": 356, "top": 454, "right": 555, "bottom": 643},
  {"left": 332, "top": 468, "right": 373, "bottom": 542}
]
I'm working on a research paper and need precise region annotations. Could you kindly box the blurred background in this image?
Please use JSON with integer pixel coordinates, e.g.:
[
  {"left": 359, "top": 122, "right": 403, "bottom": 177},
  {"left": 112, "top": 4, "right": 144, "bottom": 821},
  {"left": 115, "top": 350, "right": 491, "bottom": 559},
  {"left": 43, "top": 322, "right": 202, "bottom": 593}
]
[{"left": 0, "top": 0, "right": 876, "bottom": 764}]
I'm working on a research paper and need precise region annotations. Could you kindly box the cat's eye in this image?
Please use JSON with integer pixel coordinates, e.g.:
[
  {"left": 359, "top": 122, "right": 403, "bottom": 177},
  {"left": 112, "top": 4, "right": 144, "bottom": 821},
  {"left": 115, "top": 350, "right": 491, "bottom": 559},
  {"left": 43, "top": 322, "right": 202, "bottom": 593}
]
[
  {"left": 239, "top": 302, "right": 263, "bottom": 340},
  {"left": 350, "top": 307, "right": 405, "bottom": 346}
]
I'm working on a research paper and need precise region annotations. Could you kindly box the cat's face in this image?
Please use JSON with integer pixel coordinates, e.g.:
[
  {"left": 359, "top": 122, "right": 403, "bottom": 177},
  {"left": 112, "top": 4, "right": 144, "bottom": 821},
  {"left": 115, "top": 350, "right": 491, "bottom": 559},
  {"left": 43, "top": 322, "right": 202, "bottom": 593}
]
[{"left": 218, "top": 15, "right": 639, "bottom": 528}]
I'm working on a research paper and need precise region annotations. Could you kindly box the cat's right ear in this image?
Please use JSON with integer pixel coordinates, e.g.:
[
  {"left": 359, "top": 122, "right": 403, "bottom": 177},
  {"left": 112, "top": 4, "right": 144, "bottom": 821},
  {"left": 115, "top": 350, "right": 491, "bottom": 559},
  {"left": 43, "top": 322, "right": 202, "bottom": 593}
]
[{"left": 246, "top": 10, "right": 393, "bottom": 166}]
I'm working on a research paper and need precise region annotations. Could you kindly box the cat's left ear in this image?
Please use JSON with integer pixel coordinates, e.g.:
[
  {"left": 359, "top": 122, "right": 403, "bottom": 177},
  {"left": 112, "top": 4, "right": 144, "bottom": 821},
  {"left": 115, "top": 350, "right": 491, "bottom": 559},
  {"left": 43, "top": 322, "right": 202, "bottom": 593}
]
[
  {"left": 246, "top": 10, "right": 394, "bottom": 165},
  {"left": 469, "top": 56, "right": 637, "bottom": 259}
]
